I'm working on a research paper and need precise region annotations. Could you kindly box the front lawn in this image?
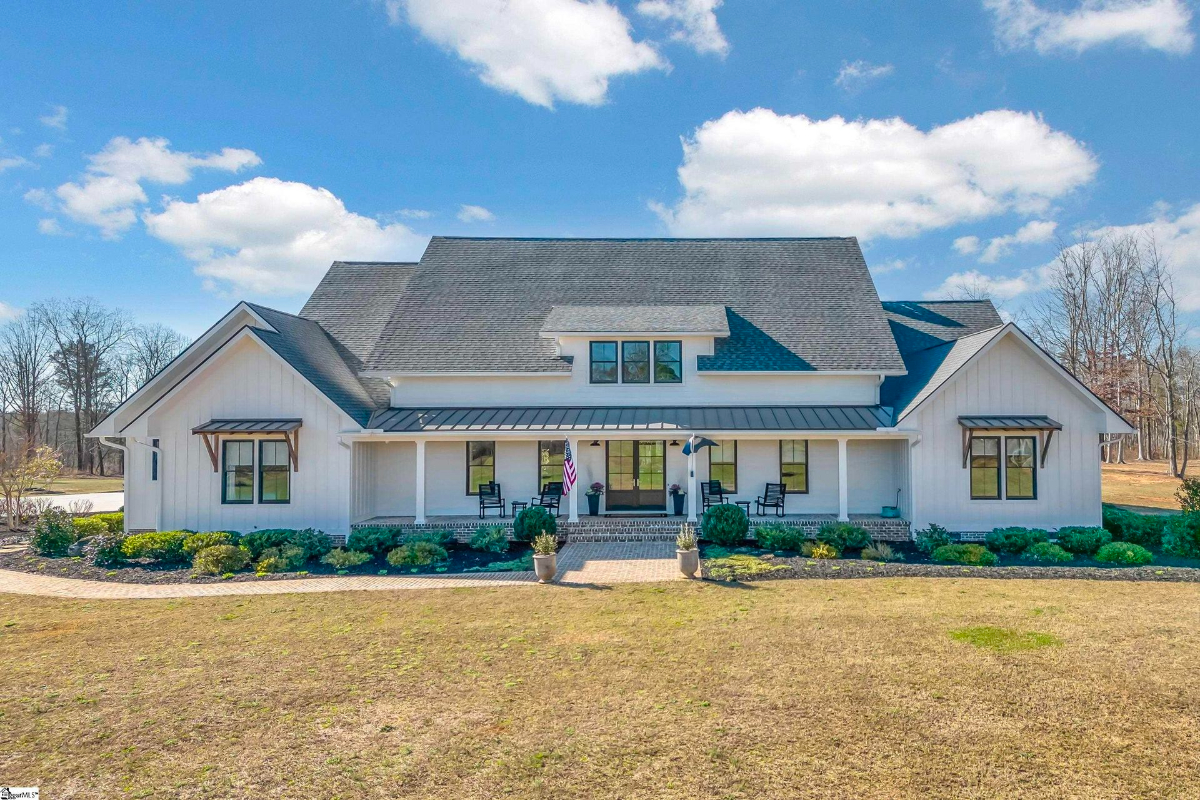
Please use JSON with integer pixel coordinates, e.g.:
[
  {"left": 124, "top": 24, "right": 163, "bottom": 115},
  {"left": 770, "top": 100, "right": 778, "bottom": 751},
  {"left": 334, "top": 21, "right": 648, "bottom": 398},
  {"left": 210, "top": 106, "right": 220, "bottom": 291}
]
[{"left": 2, "top": 579, "right": 1198, "bottom": 797}]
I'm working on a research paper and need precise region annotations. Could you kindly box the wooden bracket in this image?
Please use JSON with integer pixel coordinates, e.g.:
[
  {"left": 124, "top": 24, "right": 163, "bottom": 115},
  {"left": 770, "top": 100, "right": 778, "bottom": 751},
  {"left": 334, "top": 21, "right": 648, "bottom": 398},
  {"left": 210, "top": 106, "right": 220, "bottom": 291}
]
[
  {"left": 284, "top": 428, "right": 300, "bottom": 472},
  {"left": 1040, "top": 429, "right": 1055, "bottom": 469},
  {"left": 961, "top": 427, "right": 973, "bottom": 468},
  {"left": 200, "top": 432, "right": 219, "bottom": 472}
]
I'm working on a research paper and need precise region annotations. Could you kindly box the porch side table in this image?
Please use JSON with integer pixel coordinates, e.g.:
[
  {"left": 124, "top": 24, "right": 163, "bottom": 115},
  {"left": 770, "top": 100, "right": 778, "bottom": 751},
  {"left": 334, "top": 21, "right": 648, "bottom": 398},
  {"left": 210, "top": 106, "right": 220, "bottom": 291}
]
[
  {"left": 511, "top": 501, "right": 528, "bottom": 517},
  {"left": 735, "top": 501, "right": 752, "bottom": 517}
]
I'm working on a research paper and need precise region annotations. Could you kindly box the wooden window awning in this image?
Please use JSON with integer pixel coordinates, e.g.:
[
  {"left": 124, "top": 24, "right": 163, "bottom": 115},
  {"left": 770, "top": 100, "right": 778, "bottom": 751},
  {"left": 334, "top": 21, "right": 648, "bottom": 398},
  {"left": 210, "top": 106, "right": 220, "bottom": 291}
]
[
  {"left": 959, "top": 415, "right": 1061, "bottom": 469},
  {"left": 191, "top": 419, "right": 301, "bottom": 472}
]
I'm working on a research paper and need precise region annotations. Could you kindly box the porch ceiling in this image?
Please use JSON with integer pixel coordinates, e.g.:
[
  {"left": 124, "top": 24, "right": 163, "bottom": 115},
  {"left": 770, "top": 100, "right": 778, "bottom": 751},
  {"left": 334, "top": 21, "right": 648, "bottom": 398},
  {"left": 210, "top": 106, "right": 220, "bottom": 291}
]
[{"left": 366, "top": 405, "right": 895, "bottom": 433}]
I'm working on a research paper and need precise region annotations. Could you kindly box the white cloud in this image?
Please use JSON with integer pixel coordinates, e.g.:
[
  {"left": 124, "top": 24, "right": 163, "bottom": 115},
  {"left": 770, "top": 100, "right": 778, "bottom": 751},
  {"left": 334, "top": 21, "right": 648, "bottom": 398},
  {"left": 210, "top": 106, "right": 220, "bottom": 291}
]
[
  {"left": 37, "top": 218, "right": 66, "bottom": 236},
  {"left": 0, "top": 302, "right": 21, "bottom": 323},
  {"left": 870, "top": 258, "right": 908, "bottom": 275},
  {"left": 33, "top": 143, "right": 53, "bottom": 159},
  {"left": 985, "top": 0, "right": 1194, "bottom": 54},
  {"left": 925, "top": 268, "right": 1037, "bottom": 300},
  {"left": 834, "top": 59, "right": 894, "bottom": 91},
  {"left": 457, "top": 204, "right": 495, "bottom": 222},
  {"left": 23, "top": 188, "right": 54, "bottom": 211},
  {"left": 142, "top": 177, "right": 429, "bottom": 295},
  {"left": 953, "top": 235, "right": 982, "bottom": 255},
  {"left": 385, "top": 0, "right": 666, "bottom": 107},
  {"left": 636, "top": 0, "right": 729, "bottom": 56},
  {"left": 398, "top": 208, "right": 432, "bottom": 219},
  {"left": 653, "top": 108, "right": 1097, "bottom": 239},
  {"left": 0, "top": 156, "right": 29, "bottom": 172},
  {"left": 39, "top": 105, "right": 68, "bottom": 130},
  {"left": 54, "top": 136, "right": 261, "bottom": 238},
  {"left": 1086, "top": 203, "right": 1200, "bottom": 310},
  {"left": 978, "top": 219, "right": 1058, "bottom": 262}
]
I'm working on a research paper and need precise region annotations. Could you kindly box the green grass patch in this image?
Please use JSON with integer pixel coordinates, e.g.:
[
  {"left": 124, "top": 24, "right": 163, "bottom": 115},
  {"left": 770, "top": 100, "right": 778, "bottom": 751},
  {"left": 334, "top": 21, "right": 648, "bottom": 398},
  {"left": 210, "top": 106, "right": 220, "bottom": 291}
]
[{"left": 948, "top": 625, "right": 1062, "bottom": 652}]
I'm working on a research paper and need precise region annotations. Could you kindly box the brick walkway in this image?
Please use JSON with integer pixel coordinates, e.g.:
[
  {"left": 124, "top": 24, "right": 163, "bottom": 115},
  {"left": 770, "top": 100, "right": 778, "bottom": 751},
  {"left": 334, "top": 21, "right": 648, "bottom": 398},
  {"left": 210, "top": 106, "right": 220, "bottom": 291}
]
[{"left": 0, "top": 542, "right": 687, "bottom": 599}]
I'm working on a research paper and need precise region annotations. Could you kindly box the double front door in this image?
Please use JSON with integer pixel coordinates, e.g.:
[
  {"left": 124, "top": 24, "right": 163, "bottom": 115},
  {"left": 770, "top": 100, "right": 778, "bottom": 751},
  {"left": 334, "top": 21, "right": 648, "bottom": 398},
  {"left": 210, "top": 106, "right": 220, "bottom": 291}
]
[{"left": 606, "top": 440, "right": 666, "bottom": 511}]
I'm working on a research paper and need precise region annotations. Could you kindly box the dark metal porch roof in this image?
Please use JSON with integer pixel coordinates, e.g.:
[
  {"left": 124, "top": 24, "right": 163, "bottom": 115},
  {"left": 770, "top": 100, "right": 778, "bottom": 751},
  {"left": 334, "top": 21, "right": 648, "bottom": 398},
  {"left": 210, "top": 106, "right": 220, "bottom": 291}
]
[
  {"left": 958, "top": 415, "right": 1062, "bottom": 431},
  {"left": 367, "top": 406, "right": 894, "bottom": 433},
  {"left": 191, "top": 418, "right": 303, "bottom": 434}
]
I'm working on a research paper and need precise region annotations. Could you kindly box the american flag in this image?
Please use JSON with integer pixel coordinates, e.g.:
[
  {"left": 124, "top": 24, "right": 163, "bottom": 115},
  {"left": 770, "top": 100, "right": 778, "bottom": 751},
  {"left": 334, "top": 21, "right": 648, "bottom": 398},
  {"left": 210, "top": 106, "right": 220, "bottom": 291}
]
[{"left": 562, "top": 438, "right": 577, "bottom": 494}]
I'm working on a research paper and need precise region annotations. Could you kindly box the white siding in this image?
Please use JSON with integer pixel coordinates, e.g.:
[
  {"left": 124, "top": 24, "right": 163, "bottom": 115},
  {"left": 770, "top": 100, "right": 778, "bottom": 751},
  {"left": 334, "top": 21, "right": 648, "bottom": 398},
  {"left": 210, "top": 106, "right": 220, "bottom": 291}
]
[
  {"left": 145, "top": 336, "right": 354, "bottom": 536},
  {"left": 908, "top": 334, "right": 1105, "bottom": 531},
  {"left": 124, "top": 438, "right": 157, "bottom": 531}
]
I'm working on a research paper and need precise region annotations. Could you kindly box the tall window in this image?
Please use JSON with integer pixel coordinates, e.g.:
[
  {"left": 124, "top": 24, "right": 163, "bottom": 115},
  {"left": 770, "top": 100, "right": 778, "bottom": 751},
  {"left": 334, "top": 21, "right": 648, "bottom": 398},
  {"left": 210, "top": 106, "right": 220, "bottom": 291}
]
[
  {"left": 970, "top": 437, "right": 1001, "bottom": 499},
  {"left": 151, "top": 438, "right": 159, "bottom": 481},
  {"left": 538, "top": 440, "right": 565, "bottom": 487},
  {"left": 466, "top": 441, "right": 496, "bottom": 495},
  {"left": 258, "top": 440, "right": 291, "bottom": 504},
  {"left": 590, "top": 341, "right": 618, "bottom": 383},
  {"left": 780, "top": 440, "right": 809, "bottom": 494},
  {"left": 1005, "top": 437, "right": 1037, "bottom": 499},
  {"left": 708, "top": 440, "right": 737, "bottom": 491},
  {"left": 222, "top": 441, "right": 254, "bottom": 504},
  {"left": 621, "top": 341, "right": 650, "bottom": 383},
  {"left": 654, "top": 341, "right": 683, "bottom": 383}
]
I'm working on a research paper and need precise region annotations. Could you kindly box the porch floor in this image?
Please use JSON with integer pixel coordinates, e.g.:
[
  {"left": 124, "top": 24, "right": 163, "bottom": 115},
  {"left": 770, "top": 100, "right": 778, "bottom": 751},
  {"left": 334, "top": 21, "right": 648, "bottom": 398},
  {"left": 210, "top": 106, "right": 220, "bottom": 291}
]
[{"left": 354, "top": 513, "right": 905, "bottom": 527}]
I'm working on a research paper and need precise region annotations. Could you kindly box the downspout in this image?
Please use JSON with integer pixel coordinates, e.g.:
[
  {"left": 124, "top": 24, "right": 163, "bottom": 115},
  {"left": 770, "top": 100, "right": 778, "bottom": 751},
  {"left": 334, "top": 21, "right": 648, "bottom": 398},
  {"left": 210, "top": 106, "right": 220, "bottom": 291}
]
[{"left": 98, "top": 436, "right": 133, "bottom": 533}]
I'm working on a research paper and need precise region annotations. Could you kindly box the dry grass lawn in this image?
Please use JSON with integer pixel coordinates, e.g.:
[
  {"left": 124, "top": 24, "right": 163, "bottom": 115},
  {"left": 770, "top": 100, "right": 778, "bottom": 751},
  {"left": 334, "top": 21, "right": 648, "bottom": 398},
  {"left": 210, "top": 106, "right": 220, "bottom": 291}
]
[
  {"left": 1102, "top": 459, "right": 1188, "bottom": 512},
  {"left": 3, "top": 580, "right": 1200, "bottom": 798},
  {"left": 28, "top": 474, "right": 124, "bottom": 496}
]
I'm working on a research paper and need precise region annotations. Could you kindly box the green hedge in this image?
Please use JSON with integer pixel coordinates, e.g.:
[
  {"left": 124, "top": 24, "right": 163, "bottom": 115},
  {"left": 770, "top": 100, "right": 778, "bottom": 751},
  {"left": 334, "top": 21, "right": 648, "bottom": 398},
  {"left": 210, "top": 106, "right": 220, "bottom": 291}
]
[
  {"left": 121, "top": 530, "right": 190, "bottom": 563},
  {"left": 915, "top": 524, "right": 953, "bottom": 555},
  {"left": 387, "top": 541, "right": 449, "bottom": 567},
  {"left": 1024, "top": 542, "right": 1073, "bottom": 563},
  {"left": 985, "top": 527, "right": 1049, "bottom": 554},
  {"left": 1054, "top": 526, "right": 1111, "bottom": 556},
  {"left": 753, "top": 523, "right": 806, "bottom": 551},
  {"left": 71, "top": 515, "right": 109, "bottom": 540},
  {"left": 1102, "top": 506, "right": 1166, "bottom": 549},
  {"left": 932, "top": 543, "right": 999, "bottom": 566},
  {"left": 183, "top": 531, "right": 238, "bottom": 555},
  {"left": 1095, "top": 541, "right": 1153, "bottom": 566},
  {"left": 1161, "top": 515, "right": 1200, "bottom": 558},
  {"left": 816, "top": 522, "right": 872, "bottom": 551},
  {"left": 193, "top": 544, "right": 252, "bottom": 575},
  {"left": 91, "top": 512, "right": 124, "bottom": 533},
  {"left": 513, "top": 506, "right": 557, "bottom": 542},
  {"left": 468, "top": 524, "right": 509, "bottom": 553}
]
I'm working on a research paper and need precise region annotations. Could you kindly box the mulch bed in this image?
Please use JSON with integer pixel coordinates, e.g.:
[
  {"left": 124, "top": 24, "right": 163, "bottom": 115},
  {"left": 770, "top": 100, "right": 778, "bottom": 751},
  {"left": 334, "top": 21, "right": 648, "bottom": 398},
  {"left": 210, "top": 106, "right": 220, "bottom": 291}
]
[{"left": 0, "top": 542, "right": 532, "bottom": 585}]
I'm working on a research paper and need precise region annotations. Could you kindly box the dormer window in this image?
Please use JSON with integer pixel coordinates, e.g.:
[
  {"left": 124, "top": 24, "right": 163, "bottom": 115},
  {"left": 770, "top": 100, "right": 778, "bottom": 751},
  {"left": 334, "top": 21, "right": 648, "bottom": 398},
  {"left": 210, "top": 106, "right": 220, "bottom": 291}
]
[{"left": 590, "top": 339, "right": 683, "bottom": 385}]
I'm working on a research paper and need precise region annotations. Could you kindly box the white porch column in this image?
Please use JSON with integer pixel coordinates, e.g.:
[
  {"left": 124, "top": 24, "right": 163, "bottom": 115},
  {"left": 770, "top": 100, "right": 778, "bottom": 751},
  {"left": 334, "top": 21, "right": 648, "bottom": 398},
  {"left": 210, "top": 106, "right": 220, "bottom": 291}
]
[
  {"left": 837, "top": 437, "right": 849, "bottom": 522},
  {"left": 567, "top": 436, "right": 580, "bottom": 523},
  {"left": 687, "top": 434, "right": 698, "bottom": 523},
  {"left": 414, "top": 438, "right": 427, "bottom": 525}
]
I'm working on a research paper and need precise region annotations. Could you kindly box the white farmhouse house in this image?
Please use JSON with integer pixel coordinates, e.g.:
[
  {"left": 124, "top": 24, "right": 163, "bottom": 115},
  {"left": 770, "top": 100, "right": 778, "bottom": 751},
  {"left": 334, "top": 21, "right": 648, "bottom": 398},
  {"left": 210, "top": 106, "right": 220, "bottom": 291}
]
[{"left": 90, "top": 237, "right": 1132, "bottom": 541}]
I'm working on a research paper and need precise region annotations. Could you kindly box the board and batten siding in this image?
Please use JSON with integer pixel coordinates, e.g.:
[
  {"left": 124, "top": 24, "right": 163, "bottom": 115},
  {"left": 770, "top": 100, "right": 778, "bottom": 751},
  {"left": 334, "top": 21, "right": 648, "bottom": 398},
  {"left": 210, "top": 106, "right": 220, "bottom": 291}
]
[
  {"left": 144, "top": 336, "right": 355, "bottom": 536},
  {"left": 907, "top": 334, "right": 1105, "bottom": 532}
]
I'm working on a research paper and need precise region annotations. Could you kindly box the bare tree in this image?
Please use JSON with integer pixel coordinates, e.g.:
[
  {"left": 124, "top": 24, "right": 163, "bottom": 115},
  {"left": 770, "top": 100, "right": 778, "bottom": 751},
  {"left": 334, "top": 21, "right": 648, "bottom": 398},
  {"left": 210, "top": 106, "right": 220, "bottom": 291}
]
[
  {"left": 0, "top": 313, "right": 54, "bottom": 454},
  {"left": 124, "top": 323, "right": 189, "bottom": 395}
]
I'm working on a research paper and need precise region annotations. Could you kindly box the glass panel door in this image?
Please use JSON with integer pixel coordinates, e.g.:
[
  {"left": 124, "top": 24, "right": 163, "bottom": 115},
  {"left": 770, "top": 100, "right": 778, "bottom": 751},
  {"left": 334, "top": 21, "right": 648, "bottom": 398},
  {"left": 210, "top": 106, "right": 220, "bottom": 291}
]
[
  {"left": 606, "top": 441, "right": 637, "bottom": 510},
  {"left": 636, "top": 440, "right": 665, "bottom": 509},
  {"left": 606, "top": 440, "right": 666, "bottom": 511}
]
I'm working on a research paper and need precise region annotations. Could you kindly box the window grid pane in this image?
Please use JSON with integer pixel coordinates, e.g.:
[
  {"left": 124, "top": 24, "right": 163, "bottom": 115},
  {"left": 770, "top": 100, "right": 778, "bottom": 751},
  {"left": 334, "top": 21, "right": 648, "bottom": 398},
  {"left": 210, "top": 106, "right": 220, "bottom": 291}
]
[
  {"left": 780, "top": 440, "right": 808, "bottom": 493},
  {"left": 539, "top": 440, "right": 565, "bottom": 486},
  {"left": 970, "top": 437, "right": 1001, "bottom": 499},
  {"left": 709, "top": 440, "right": 737, "bottom": 492},
  {"left": 467, "top": 441, "right": 496, "bottom": 494},
  {"left": 259, "top": 440, "right": 291, "bottom": 504},
  {"left": 222, "top": 441, "right": 254, "bottom": 504},
  {"left": 590, "top": 341, "right": 618, "bottom": 384},
  {"left": 653, "top": 341, "right": 682, "bottom": 383},
  {"left": 1005, "top": 437, "right": 1036, "bottom": 499},
  {"left": 622, "top": 341, "right": 650, "bottom": 383}
]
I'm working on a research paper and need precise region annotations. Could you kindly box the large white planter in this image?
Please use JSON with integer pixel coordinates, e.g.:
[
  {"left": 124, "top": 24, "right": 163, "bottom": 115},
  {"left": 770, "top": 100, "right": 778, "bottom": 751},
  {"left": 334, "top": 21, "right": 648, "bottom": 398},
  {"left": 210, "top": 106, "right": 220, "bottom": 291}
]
[
  {"left": 533, "top": 553, "right": 557, "bottom": 583},
  {"left": 677, "top": 548, "right": 699, "bottom": 578}
]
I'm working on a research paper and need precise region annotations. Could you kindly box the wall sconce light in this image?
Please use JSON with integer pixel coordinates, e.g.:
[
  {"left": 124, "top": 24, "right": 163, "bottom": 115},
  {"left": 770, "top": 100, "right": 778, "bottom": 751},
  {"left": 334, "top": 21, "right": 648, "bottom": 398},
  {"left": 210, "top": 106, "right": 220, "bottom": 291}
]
[
  {"left": 669, "top": 440, "right": 680, "bottom": 446},
  {"left": 589, "top": 440, "right": 600, "bottom": 447}
]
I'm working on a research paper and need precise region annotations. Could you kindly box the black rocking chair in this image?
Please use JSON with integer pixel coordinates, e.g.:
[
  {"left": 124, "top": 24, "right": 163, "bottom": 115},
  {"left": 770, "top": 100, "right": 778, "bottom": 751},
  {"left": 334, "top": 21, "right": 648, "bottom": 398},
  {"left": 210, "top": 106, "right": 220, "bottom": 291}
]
[
  {"left": 478, "top": 482, "right": 505, "bottom": 518},
  {"left": 532, "top": 481, "right": 564, "bottom": 517},
  {"left": 700, "top": 480, "right": 727, "bottom": 511},
  {"left": 756, "top": 482, "right": 787, "bottom": 517}
]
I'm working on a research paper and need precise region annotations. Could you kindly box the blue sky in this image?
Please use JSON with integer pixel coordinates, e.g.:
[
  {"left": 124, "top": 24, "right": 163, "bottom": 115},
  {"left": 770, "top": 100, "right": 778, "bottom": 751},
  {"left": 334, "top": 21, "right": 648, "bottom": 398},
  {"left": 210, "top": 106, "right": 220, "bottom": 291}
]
[{"left": 1, "top": 0, "right": 1197, "bottom": 336}]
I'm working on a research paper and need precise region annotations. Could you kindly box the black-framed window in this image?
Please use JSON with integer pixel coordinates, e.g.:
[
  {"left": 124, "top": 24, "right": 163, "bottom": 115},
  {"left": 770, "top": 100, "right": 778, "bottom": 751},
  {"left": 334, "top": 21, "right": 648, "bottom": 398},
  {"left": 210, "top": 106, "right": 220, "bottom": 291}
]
[
  {"left": 538, "top": 440, "right": 565, "bottom": 487},
  {"left": 258, "top": 440, "right": 291, "bottom": 504},
  {"left": 621, "top": 341, "right": 650, "bottom": 383},
  {"left": 222, "top": 440, "right": 254, "bottom": 504},
  {"left": 466, "top": 441, "right": 496, "bottom": 495},
  {"left": 780, "top": 440, "right": 809, "bottom": 494},
  {"left": 1005, "top": 437, "right": 1037, "bottom": 500},
  {"left": 151, "top": 438, "right": 159, "bottom": 481},
  {"left": 709, "top": 439, "right": 737, "bottom": 492},
  {"left": 970, "top": 436, "right": 1001, "bottom": 500},
  {"left": 590, "top": 341, "right": 618, "bottom": 384},
  {"left": 654, "top": 341, "right": 683, "bottom": 383}
]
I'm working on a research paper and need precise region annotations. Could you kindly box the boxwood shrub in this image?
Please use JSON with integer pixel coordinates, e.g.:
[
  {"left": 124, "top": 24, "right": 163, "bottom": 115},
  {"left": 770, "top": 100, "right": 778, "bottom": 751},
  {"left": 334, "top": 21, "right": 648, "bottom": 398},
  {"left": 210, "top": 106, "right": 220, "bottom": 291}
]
[
  {"left": 182, "top": 531, "right": 237, "bottom": 556},
  {"left": 321, "top": 548, "right": 372, "bottom": 569},
  {"left": 701, "top": 503, "right": 749, "bottom": 547},
  {"left": 71, "top": 515, "right": 109, "bottom": 540},
  {"left": 1023, "top": 542, "right": 1073, "bottom": 563},
  {"left": 347, "top": 526, "right": 402, "bottom": 556},
  {"left": 915, "top": 524, "right": 953, "bottom": 555},
  {"left": 985, "top": 527, "right": 1049, "bottom": 554},
  {"left": 402, "top": 528, "right": 455, "bottom": 548},
  {"left": 30, "top": 507, "right": 75, "bottom": 556},
  {"left": 513, "top": 506, "right": 557, "bottom": 542},
  {"left": 816, "top": 522, "right": 872, "bottom": 551},
  {"left": 1102, "top": 506, "right": 1165, "bottom": 549},
  {"left": 387, "top": 541, "right": 449, "bottom": 567},
  {"left": 931, "top": 543, "right": 999, "bottom": 566},
  {"left": 1054, "top": 526, "right": 1111, "bottom": 556},
  {"left": 1162, "top": 515, "right": 1200, "bottom": 558},
  {"left": 92, "top": 512, "right": 124, "bottom": 533},
  {"left": 193, "top": 544, "right": 252, "bottom": 575},
  {"left": 1095, "top": 541, "right": 1153, "bottom": 566},
  {"left": 753, "top": 523, "right": 806, "bottom": 551},
  {"left": 468, "top": 524, "right": 509, "bottom": 553},
  {"left": 255, "top": 544, "right": 307, "bottom": 574},
  {"left": 121, "top": 530, "right": 190, "bottom": 563}
]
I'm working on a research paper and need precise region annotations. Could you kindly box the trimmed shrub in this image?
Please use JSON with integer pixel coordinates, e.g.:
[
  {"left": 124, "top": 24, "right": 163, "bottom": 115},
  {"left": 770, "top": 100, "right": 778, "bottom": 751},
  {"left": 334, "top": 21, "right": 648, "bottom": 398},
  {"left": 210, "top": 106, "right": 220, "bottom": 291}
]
[
  {"left": 1102, "top": 506, "right": 1165, "bottom": 549},
  {"left": 89, "top": 533, "right": 127, "bottom": 567},
  {"left": 183, "top": 531, "right": 237, "bottom": 556},
  {"left": 92, "top": 512, "right": 124, "bottom": 533},
  {"left": 862, "top": 540, "right": 904, "bottom": 562},
  {"left": 468, "top": 524, "right": 509, "bottom": 553},
  {"left": 121, "top": 530, "right": 190, "bottom": 563},
  {"left": 239, "top": 529, "right": 295, "bottom": 558},
  {"left": 816, "top": 522, "right": 872, "bottom": 551},
  {"left": 985, "top": 527, "right": 1048, "bottom": 555},
  {"left": 321, "top": 548, "right": 372, "bottom": 570},
  {"left": 1054, "top": 526, "right": 1111, "bottom": 556},
  {"left": 287, "top": 528, "right": 334, "bottom": 560},
  {"left": 915, "top": 524, "right": 953, "bottom": 556},
  {"left": 753, "top": 523, "right": 806, "bottom": 552},
  {"left": 1095, "top": 541, "right": 1153, "bottom": 566},
  {"left": 193, "top": 544, "right": 252, "bottom": 575},
  {"left": 932, "top": 543, "right": 999, "bottom": 566},
  {"left": 402, "top": 528, "right": 455, "bottom": 548},
  {"left": 255, "top": 544, "right": 306, "bottom": 574},
  {"left": 347, "top": 526, "right": 402, "bottom": 556},
  {"left": 513, "top": 506, "right": 557, "bottom": 542},
  {"left": 387, "top": 541, "right": 449, "bottom": 567},
  {"left": 701, "top": 503, "right": 749, "bottom": 547},
  {"left": 1162, "top": 515, "right": 1200, "bottom": 558},
  {"left": 1024, "top": 542, "right": 1073, "bottom": 563},
  {"left": 30, "top": 507, "right": 75, "bottom": 556},
  {"left": 803, "top": 541, "right": 839, "bottom": 559},
  {"left": 1176, "top": 477, "right": 1200, "bottom": 514},
  {"left": 71, "top": 515, "right": 109, "bottom": 540}
]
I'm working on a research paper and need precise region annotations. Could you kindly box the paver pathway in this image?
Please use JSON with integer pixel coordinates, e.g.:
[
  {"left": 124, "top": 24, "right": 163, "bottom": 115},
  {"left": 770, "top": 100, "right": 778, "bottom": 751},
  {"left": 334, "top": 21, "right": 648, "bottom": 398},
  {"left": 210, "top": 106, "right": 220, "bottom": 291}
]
[{"left": 0, "top": 542, "right": 686, "bottom": 599}]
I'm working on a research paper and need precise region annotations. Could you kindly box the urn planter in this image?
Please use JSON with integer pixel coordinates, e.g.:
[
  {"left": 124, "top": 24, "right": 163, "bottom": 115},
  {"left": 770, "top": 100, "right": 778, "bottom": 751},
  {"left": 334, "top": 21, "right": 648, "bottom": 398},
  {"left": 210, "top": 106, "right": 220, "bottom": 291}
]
[
  {"left": 587, "top": 493, "right": 601, "bottom": 516},
  {"left": 677, "top": 548, "right": 700, "bottom": 578},
  {"left": 533, "top": 553, "right": 558, "bottom": 583},
  {"left": 671, "top": 493, "right": 686, "bottom": 516}
]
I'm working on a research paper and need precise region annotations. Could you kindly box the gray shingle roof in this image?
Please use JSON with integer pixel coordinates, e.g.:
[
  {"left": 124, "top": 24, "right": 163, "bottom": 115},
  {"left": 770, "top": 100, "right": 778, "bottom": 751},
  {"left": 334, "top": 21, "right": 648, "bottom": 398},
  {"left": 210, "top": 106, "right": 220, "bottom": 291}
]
[
  {"left": 365, "top": 237, "right": 906, "bottom": 374},
  {"left": 541, "top": 304, "right": 730, "bottom": 335},
  {"left": 300, "top": 262, "right": 416, "bottom": 361},
  {"left": 882, "top": 300, "right": 1002, "bottom": 354},
  {"left": 880, "top": 325, "right": 1004, "bottom": 423},
  {"left": 367, "top": 405, "right": 894, "bottom": 432}
]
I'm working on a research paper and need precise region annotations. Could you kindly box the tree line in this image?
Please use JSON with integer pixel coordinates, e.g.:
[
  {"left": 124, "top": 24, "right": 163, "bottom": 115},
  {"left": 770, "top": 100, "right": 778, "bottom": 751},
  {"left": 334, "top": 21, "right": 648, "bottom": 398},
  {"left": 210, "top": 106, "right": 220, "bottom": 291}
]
[{"left": 0, "top": 298, "right": 189, "bottom": 476}]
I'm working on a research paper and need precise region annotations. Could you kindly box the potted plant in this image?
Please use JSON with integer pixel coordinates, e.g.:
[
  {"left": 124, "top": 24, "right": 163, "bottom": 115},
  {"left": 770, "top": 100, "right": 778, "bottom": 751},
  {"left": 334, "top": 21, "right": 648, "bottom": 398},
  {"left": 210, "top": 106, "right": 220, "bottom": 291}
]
[
  {"left": 669, "top": 484, "right": 686, "bottom": 516},
  {"left": 676, "top": 523, "right": 699, "bottom": 578},
  {"left": 532, "top": 532, "right": 558, "bottom": 583},
  {"left": 586, "top": 482, "right": 605, "bottom": 516}
]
